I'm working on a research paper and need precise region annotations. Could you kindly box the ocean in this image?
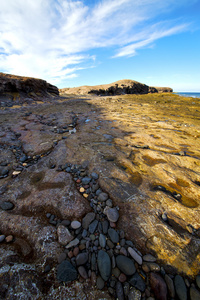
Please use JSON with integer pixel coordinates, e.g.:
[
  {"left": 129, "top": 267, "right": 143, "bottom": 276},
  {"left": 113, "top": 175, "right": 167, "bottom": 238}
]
[{"left": 174, "top": 92, "right": 200, "bottom": 98}]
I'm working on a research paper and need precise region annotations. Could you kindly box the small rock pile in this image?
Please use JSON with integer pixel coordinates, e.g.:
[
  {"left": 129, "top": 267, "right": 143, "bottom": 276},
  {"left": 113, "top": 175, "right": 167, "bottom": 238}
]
[{"left": 43, "top": 164, "right": 200, "bottom": 300}]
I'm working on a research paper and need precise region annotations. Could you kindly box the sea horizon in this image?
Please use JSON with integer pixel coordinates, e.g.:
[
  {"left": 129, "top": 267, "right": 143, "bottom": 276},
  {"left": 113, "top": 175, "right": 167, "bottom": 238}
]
[{"left": 173, "top": 92, "right": 200, "bottom": 98}]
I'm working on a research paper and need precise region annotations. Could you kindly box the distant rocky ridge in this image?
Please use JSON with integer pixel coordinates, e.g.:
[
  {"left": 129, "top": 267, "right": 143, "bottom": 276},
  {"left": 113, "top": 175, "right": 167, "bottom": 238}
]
[
  {"left": 0, "top": 72, "right": 59, "bottom": 102},
  {"left": 60, "top": 79, "right": 173, "bottom": 96}
]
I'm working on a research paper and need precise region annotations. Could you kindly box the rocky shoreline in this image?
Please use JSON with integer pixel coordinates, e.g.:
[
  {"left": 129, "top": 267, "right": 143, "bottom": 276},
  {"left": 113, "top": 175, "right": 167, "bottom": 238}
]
[
  {"left": 0, "top": 81, "right": 200, "bottom": 299},
  {"left": 1, "top": 144, "right": 200, "bottom": 299}
]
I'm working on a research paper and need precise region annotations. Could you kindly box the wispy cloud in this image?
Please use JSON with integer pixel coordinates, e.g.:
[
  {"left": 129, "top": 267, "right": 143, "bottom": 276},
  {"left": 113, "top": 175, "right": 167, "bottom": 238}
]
[{"left": 0, "top": 0, "right": 194, "bottom": 86}]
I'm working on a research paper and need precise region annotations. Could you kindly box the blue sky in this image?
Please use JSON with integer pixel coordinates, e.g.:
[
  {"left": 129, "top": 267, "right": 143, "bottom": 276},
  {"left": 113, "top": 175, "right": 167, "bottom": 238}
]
[{"left": 0, "top": 0, "right": 199, "bottom": 91}]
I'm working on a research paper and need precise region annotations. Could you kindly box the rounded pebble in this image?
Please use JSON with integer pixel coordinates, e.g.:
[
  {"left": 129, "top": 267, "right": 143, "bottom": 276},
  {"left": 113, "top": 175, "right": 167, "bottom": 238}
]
[
  {"left": 97, "top": 276, "right": 105, "bottom": 289},
  {"left": 174, "top": 275, "right": 187, "bottom": 300},
  {"left": 76, "top": 252, "right": 88, "bottom": 266},
  {"left": 78, "top": 266, "right": 88, "bottom": 279},
  {"left": 128, "top": 247, "right": 142, "bottom": 265},
  {"left": 99, "top": 233, "right": 106, "bottom": 248},
  {"left": 105, "top": 207, "right": 119, "bottom": 223},
  {"left": 97, "top": 192, "right": 109, "bottom": 202},
  {"left": 0, "top": 235, "right": 5, "bottom": 242},
  {"left": 119, "top": 273, "right": 127, "bottom": 283},
  {"left": 116, "top": 255, "right": 136, "bottom": 276},
  {"left": 97, "top": 250, "right": 111, "bottom": 281},
  {"left": 143, "top": 254, "right": 157, "bottom": 262},
  {"left": 71, "top": 220, "right": 81, "bottom": 229},
  {"left": 58, "top": 252, "right": 67, "bottom": 264},
  {"left": 0, "top": 201, "right": 14, "bottom": 211}
]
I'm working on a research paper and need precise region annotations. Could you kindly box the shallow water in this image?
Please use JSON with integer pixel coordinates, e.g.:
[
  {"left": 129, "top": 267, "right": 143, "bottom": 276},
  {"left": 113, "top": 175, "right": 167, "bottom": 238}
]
[{"left": 174, "top": 92, "right": 200, "bottom": 98}]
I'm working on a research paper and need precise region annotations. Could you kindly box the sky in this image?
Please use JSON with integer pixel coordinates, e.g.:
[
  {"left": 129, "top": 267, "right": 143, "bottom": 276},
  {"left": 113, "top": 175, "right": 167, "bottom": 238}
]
[{"left": 0, "top": 0, "right": 200, "bottom": 91}]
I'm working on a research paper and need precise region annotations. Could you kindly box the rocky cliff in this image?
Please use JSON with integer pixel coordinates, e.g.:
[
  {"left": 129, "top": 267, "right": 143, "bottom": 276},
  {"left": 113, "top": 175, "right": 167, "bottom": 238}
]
[
  {"left": 60, "top": 79, "right": 173, "bottom": 96},
  {"left": 0, "top": 73, "right": 59, "bottom": 106}
]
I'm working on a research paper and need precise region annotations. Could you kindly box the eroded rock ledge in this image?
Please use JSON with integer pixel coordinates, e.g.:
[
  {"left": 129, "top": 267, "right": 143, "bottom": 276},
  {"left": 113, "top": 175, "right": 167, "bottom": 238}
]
[
  {"left": 0, "top": 72, "right": 59, "bottom": 105},
  {"left": 60, "top": 79, "right": 173, "bottom": 96}
]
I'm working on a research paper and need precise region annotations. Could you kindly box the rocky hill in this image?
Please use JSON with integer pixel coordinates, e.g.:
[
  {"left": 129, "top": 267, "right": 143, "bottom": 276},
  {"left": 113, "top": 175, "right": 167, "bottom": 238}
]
[{"left": 60, "top": 79, "right": 173, "bottom": 96}]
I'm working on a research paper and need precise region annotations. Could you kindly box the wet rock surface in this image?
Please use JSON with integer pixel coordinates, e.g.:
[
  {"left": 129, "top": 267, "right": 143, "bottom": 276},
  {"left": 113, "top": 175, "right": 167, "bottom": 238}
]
[{"left": 0, "top": 90, "right": 200, "bottom": 299}]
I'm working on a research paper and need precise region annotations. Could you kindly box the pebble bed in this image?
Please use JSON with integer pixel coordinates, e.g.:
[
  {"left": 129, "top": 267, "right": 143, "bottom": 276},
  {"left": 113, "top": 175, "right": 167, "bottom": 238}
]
[{"left": 1, "top": 164, "right": 200, "bottom": 299}]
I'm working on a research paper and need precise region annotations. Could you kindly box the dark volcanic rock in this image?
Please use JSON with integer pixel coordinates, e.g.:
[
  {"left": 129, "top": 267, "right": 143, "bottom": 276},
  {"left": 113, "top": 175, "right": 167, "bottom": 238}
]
[
  {"left": 57, "top": 260, "right": 77, "bottom": 282},
  {"left": 0, "top": 201, "right": 14, "bottom": 210},
  {"left": 116, "top": 255, "right": 136, "bottom": 276},
  {"left": 174, "top": 275, "right": 187, "bottom": 300},
  {"left": 97, "top": 250, "right": 111, "bottom": 281},
  {"left": 0, "top": 72, "right": 59, "bottom": 99},
  {"left": 129, "top": 272, "right": 146, "bottom": 292},
  {"left": 150, "top": 272, "right": 167, "bottom": 300}
]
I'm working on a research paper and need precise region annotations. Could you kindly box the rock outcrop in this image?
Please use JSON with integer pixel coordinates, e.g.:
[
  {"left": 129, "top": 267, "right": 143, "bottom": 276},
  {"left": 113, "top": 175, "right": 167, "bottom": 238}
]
[
  {"left": 0, "top": 73, "right": 59, "bottom": 104},
  {"left": 149, "top": 86, "right": 173, "bottom": 93},
  {"left": 60, "top": 79, "right": 173, "bottom": 96}
]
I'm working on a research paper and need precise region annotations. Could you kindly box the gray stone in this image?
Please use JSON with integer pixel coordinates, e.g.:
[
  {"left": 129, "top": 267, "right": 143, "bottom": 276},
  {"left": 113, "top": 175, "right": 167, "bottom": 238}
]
[
  {"left": 97, "top": 250, "right": 111, "bottom": 281},
  {"left": 190, "top": 286, "right": 200, "bottom": 300},
  {"left": 108, "top": 228, "right": 119, "bottom": 243},
  {"left": 0, "top": 235, "right": 5, "bottom": 242},
  {"left": 129, "top": 272, "right": 146, "bottom": 292},
  {"left": 65, "top": 238, "right": 79, "bottom": 249},
  {"left": 128, "top": 247, "right": 142, "bottom": 265},
  {"left": 76, "top": 252, "right": 88, "bottom": 266},
  {"left": 116, "top": 281, "right": 124, "bottom": 300},
  {"left": 61, "top": 219, "right": 70, "bottom": 226},
  {"left": 57, "top": 260, "right": 77, "bottom": 282},
  {"left": 82, "top": 229, "right": 87, "bottom": 238},
  {"left": 82, "top": 176, "right": 91, "bottom": 185},
  {"left": 97, "top": 192, "right": 109, "bottom": 202},
  {"left": 196, "top": 275, "right": 200, "bottom": 289},
  {"left": 143, "top": 254, "right": 157, "bottom": 262},
  {"left": 106, "top": 207, "right": 119, "bottom": 223},
  {"left": 91, "top": 172, "right": 99, "bottom": 180},
  {"left": 116, "top": 255, "right": 136, "bottom": 276},
  {"left": 57, "top": 225, "right": 73, "bottom": 245},
  {"left": 57, "top": 252, "right": 67, "bottom": 264},
  {"left": 146, "top": 262, "right": 160, "bottom": 272},
  {"left": 91, "top": 252, "right": 96, "bottom": 271},
  {"left": 106, "top": 199, "right": 113, "bottom": 207},
  {"left": 88, "top": 219, "right": 98, "bottom": 234},
  {"left": 107, "top": 239, "right": 114, "bottom": 249},
  {"left": 165, "top": 274, "right": 175, "bottom": 298},
  {"left": 78, "top": 266, "right": 88, "bottom": 279},
  {"left": 102, "top": 220, "right": 109, "bottom": 234},
  {"left": 92, "top": 182, "right": 99, "bottom": 192},
  {"left": 82, "top": 212, "right": 95, "bottom": 229},
  {"left": 99, "top": 233, "right": 106, "bottom": 248},
  {"left": 71, "top": 220, "right": 81, "bottom": 229},
  {"left": 174, "top": 275, "right": 187, "bottom": 300},
  {"left": 97, "top": 276, "right": 105, "bottom": 289},
  {"left": 128, "top": 287, "right": 142, "bottom": 300},
  {"left": 0, "top": 201, "right": 14, "bottom": 210}
]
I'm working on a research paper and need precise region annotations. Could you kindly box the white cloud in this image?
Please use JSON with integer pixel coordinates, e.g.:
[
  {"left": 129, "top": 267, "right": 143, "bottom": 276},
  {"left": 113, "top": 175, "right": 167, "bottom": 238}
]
[
  {"left": 114, "top": 23, "right": 189, "bottom": 57},
  {"left": 0, "top": 0, "right": 194, "bottom": 86}
]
